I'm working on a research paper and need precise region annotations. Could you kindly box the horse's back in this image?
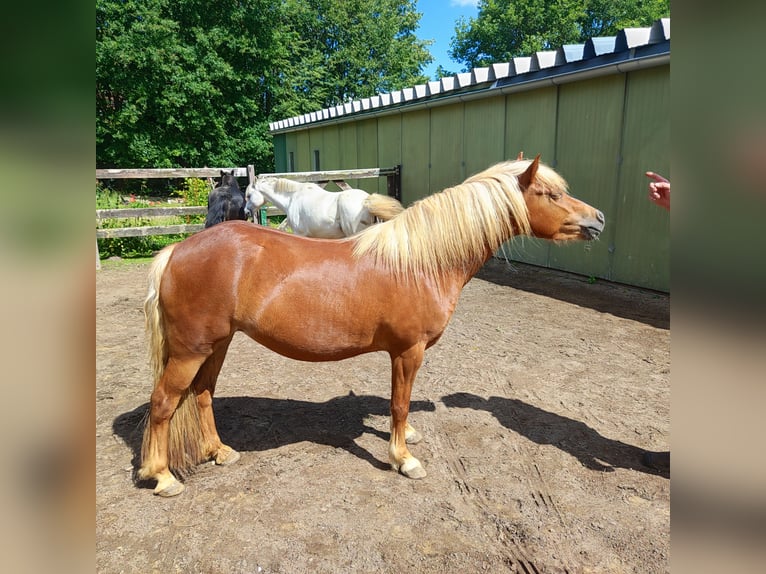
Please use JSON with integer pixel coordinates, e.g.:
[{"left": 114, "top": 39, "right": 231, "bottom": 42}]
[
  {"left": 289, "top": 191, "right": 344, "bottom": 237},
  {"left": 205, "top": 183, "right": 246, "bottom": 227}
]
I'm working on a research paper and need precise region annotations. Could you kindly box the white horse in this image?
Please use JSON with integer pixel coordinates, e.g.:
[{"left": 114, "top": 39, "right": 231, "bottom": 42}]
[{"left": 245, "top": 177, "right": 404, "bottom": 238}]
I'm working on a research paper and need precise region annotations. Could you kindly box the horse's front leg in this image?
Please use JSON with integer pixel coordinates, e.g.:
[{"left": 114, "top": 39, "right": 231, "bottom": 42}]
[{"left": 388, "top": 344, "right": 427, "bottom": 479}]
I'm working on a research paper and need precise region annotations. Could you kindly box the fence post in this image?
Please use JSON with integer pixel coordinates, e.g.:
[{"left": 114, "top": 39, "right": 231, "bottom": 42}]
[{"left": 387, "top": 164, "right": 402, "bottom": 202}]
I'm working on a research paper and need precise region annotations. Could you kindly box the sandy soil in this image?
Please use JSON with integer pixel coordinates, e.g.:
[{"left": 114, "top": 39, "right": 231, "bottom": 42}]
[{"left": 97, "top": 257, "right": 669, "bottom": 573}]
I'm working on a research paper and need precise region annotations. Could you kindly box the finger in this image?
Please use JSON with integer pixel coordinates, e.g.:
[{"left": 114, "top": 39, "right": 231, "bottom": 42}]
[{"left": 645, "top": 171, "right": 669, "bottom": 184}]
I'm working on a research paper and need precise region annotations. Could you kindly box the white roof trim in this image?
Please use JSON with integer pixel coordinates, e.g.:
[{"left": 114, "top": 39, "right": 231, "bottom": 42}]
[{"left": 269, "top": 18, "right": 670, "bottom": 133}]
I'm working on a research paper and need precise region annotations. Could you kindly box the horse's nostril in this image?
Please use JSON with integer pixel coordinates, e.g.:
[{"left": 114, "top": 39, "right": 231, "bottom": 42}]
[{"left": 596, "top": 210, "right": 605, "bottom": 223}]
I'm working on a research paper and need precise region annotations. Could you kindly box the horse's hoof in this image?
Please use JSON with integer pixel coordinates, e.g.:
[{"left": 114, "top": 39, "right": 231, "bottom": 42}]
[
  {"left": 215, "top": 446, "right": 241, "bottom": 466},
  {"left": 154, "top": 477, "right": 185, "bottom": 497},
  {"left": 405, "top": 429, "right": 423, "bottom": 444},
  {"left": 398, "top": 458, "right": 427, "bottom": 479}
]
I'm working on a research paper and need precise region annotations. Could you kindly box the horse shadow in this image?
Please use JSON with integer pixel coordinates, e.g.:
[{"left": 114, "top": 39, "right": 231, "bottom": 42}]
[
  {"left": 476, "top": 260, "right": 670, "bottom": 330},
  {"left": 113, "top": 392, "right": 436, "bottom": 477},
  {"left": 441, "top": 392, "right": 668, "bottom": 478}
]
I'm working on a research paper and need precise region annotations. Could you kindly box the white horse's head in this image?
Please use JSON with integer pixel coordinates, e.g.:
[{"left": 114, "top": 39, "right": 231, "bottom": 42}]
[{"left": 244, "top": 180, "right": 267, "bottom": 219}]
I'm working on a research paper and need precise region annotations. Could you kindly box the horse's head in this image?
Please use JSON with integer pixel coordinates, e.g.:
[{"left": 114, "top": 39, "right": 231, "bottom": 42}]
[
  {"left": 518, "top": 156, "right": 605, "bottom": 242},
  {"left": 244, "top": 181, "right": 266, "bottom": 219},
  {"left": 217, "top": 170, "right": 239, "bottom": 190}
]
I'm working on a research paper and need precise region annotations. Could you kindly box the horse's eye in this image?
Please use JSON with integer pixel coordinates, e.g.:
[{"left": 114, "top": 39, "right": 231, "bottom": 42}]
[{"left": 550, "top": 193, "right": 562, "bottom": 201}]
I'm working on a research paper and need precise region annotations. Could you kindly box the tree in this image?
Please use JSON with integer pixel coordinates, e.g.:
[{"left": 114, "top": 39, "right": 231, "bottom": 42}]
[
  {"left": 275, "top": 1, "right": 433, "bottom": 108},
  {"left": 97, "top": 0, "right": 279, "bottom": 171},
  {"left": 449, "top": 0, "right": 670, "bottom": 71},
  {"left": 96, "top": 0, "right": 433, "bottom": 171}
]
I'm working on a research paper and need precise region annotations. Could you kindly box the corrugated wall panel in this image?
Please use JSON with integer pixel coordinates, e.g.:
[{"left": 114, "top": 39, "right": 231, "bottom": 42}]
[
  {"left": 354, "top": 119, "right": 378, "bottom": 192},
  {"left": 338, "top": 123, "right": 358, "bottom": 170},
  {"left": 429, "top": 104, "right": 464, "bottom": 193},
  {"left": 308, "top": 129, "right": 322, "bottom": 170},
  {"left": 272, "top": 134, "right": 287, "bottom": 172},
  {"left": 320, "top": 125, "right": 341, "bottom": 173},
  {"left": 553, "top": 75, "right": 626, "bottom": 280},
  {"left": 463, "top": 98, "right": 506, "bottom": 175},
  {"left": 283, "top": 132, "right": 298, "bottom": 172},
  {"left": 295, "top": 131, "right": 311, "bottom": 172},
  {"left": 504, "top": 87, "right": 559, "bottom": 266},
  {"left": 400, "top": 109, "right": 430, "bottom": 204},
  {"left": 611, "top": 66, "right": 670, "bottom": 290},
  {"left": 377, "top": 115, "right": 402, "bottom": 196}
]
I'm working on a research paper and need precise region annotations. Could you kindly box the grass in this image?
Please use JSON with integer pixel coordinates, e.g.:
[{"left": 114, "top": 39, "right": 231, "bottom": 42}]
[{"left": 99, "top": 256, "right": 155, "bottom": 268}]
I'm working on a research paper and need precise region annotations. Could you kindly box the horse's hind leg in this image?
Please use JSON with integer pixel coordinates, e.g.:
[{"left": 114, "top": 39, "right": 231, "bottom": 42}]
[
  {"left": 193, "top": 337, "right": 240, "bottom": 467},
  {"left": 139, "top": 355, "right": 207, "bottom": 496}
]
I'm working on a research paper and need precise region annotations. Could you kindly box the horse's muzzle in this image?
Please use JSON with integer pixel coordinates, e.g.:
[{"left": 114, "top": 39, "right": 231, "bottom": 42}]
[{"left": 581, "top": 210, "right": 605, "bottom": 240}]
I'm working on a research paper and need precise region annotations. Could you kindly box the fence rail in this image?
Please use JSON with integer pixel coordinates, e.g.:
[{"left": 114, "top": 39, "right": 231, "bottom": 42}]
[
  {"left": 96, "top": 167, "right": 248, "bottom": 179},
  {"left": 95, "top": 164, "right": 401, "bottom": 268}
]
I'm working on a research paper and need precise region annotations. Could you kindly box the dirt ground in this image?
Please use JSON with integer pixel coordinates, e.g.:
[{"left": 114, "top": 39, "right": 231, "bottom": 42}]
[{"left": 96, "top": 257, "right": 670, "bottom": 574}]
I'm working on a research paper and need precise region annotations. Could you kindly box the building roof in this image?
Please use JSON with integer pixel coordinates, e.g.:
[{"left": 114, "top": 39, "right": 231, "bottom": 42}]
[{"left": 269, "top": 18, "right": 669, "bottom": 134}]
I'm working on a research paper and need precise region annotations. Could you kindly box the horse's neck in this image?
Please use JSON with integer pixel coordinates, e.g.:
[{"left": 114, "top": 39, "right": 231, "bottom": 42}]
[{"left": 258, "top": 182, "right": 294, "bottom": 210}]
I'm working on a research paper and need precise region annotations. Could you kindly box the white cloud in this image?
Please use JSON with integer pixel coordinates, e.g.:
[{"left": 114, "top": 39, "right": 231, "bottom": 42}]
[{"left": 450, "top": 0, "right": 479, "bottom": 7}]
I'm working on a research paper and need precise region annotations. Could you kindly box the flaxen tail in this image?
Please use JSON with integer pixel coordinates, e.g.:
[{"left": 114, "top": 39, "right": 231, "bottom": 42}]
[
  {"left": 364, "top": 193, "right": 405, "bottom": 222},
  {"left": 144, "top": 244, "right": 175, "bottom": 386},
  {"left": 141, "top": 244, "right": 205, "bottom": 476}
]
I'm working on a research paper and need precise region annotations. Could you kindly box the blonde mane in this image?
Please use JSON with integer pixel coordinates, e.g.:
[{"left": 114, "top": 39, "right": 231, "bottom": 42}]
[{"left": 351, "top": 159, "right": 568, "bottom": 277}]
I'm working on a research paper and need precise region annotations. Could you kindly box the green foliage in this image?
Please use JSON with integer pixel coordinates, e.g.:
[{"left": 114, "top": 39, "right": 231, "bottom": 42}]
[
  {"left": 96, "top": 184, "right": 122, "bottom": 210},
  {"left": 173, "top": 178, "right": 210, "bottom": 207},
  {"left": 97, "top": 0, "right": 280, "bottom": 171},
  {"left": 98, "top": 233, "right": 185, "bottom": 260},
  {"left": 450, "top": 0, "right": 670, "bottom": 70},
  {"left": 97, "top": 1, "right": 433, "bottom": 171}
]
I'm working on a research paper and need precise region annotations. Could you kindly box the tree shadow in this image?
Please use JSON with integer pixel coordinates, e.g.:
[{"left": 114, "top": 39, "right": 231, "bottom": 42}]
[
  {"left": 113, "top": 392, "right": 436, "bottom": 479},
  {"left": 476, "top": 259, "right": 670, "bottom": 330},
  {"left": 441, "top": 392, "right": 668, "bottom": 478}
]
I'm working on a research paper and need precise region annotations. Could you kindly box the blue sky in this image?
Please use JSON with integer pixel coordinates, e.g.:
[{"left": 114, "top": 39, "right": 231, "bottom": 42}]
[{"left": 415, "top": 0, "right": 479, "bottom": 80}]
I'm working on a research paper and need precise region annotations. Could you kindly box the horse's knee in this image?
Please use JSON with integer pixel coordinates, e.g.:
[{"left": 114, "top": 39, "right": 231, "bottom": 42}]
[{"left": 149, "top": 390, "right": 176, "bottom": 421}]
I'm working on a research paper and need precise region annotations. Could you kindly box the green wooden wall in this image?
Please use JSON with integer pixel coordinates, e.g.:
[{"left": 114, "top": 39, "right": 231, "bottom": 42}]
[{"left": 272, "top": 64, "right": 670, "bottom": 291}]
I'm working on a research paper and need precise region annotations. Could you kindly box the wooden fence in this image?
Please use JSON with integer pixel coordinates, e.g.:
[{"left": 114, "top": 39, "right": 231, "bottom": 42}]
[{"left": 96, "top": 165, "right": 401, "bottom": 268}]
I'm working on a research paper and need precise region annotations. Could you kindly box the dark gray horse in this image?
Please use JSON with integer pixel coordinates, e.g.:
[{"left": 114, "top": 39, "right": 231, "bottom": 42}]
[{"left": 204, "top": 170, "right": 247, "bottom": 228}]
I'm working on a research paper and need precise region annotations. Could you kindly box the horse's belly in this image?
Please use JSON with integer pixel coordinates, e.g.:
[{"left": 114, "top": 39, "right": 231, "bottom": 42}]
[
  {"left": 240, "top": 316, "right": 377, "bottom": 362},
  {"left": 234, "top": 284, "right": 378, "bottom": 360}
]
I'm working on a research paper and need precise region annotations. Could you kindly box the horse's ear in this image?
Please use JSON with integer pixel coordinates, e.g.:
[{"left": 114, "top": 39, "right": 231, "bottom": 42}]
[
  {"left": 518, "top": 155, "right": 540, "bottom": 189},
  {"left": 220, "top": 170, "right": 226, "bottom": 177},
  {"left": 516, "top": 151, "right": 524, "bottom": 161}
]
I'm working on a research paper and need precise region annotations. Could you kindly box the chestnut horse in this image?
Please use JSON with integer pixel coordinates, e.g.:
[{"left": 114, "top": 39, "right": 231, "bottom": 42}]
[{"left": 139, "top": 156, "right": 605, "bottom": 496}]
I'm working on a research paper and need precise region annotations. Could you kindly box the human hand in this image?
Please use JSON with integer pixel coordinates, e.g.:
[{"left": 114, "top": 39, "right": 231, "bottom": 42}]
[{"left": 645, "top": 171, "right": 670, "bottom": 211}]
